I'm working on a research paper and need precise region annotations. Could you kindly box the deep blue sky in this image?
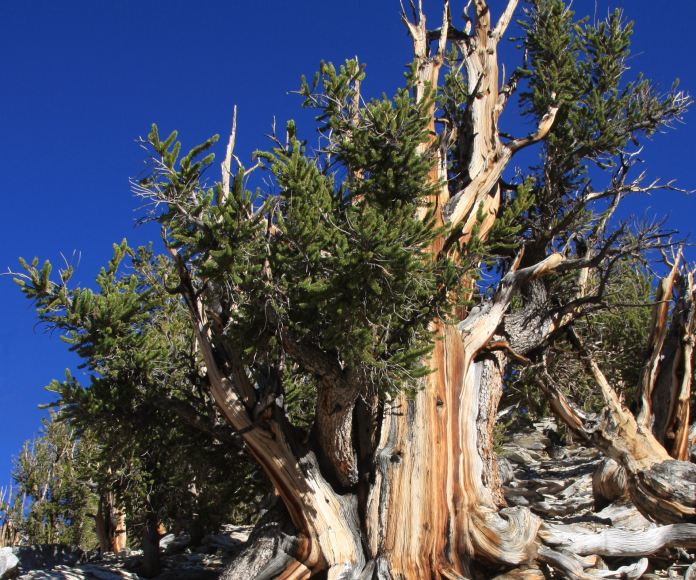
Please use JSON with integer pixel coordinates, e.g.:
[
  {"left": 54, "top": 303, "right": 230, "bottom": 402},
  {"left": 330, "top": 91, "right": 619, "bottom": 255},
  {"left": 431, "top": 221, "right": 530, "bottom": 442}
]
[{"left": 1, "top": 1, "right": 695, "bottom": 487}]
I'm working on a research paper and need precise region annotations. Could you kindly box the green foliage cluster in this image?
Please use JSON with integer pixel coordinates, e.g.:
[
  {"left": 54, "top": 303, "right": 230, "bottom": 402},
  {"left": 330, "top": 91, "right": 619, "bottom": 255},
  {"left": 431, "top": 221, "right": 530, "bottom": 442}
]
[
  {"left": 522, "top": 1, "right": 678, "bottom": 168},
  {"left": 518, "top": 0, "right": 686, "bottom": 254},
  {"left": 143, "top": 58, "right": 465, "bottom": 407}
]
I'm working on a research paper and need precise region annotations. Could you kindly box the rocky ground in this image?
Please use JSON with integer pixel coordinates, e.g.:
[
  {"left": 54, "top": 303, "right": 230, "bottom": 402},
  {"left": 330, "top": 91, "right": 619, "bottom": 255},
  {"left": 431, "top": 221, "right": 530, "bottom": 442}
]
[
  {"left": 499, "top": 418, "right": 696, "bottom": 579},
  {"left": 2, "top": 419, "right": 694, "bottom": 579},
  {"left": 1, "top": 527, "right": 252, "bottom": 580}
]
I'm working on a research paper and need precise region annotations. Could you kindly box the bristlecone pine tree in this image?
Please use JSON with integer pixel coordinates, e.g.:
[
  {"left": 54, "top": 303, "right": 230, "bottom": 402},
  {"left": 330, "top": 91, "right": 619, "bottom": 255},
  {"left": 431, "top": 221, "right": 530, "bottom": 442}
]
[{"left": 17, "top": 0, "right": 696, "bottom": 577}]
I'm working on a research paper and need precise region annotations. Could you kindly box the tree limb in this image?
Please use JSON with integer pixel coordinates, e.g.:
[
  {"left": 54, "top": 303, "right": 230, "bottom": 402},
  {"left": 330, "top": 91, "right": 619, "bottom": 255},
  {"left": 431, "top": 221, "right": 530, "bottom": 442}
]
[
  {"left": 220, "top": 105, "right": 237, "bottom": 203},
  {"left": 492, "top": 0, "right": 519, "bottom": 41}
]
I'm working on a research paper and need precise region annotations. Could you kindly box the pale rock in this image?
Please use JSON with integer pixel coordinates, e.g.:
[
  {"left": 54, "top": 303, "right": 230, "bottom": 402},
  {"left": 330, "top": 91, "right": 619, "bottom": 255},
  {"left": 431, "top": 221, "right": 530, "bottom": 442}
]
[{"left": 0, "top": 548, "right": 19, "bottom": 579}]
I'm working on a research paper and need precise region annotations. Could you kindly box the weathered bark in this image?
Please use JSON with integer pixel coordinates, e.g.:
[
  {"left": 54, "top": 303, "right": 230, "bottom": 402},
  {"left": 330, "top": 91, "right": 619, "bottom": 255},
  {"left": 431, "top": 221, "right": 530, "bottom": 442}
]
[
  {"left": 364, "top": 326, "right": 540, "bottom": 578},
  {"left": 314, "top": 377, "right": 360, "bottom": 488},
  {"left": 649, "top": 268, "right": 695, "bottom": 460},
  {"left": 113, "top": 507, "right": 127, "bottom": 554},
  {"left": 591, "top": 459, "right": 628, "bottom": 512},
  {"left": 541, "top": 521, "right": 696, "bottom": 558},
  {"left": 94, "top": 496, "right": 110, "bottom": 554},
  {"left": 537, "top": 545, "right": 648, "bottom": 580},
  {"left": 532, "top": 325, "right": 696, "bottom": 526},
  {"left": 223, "top": 505, "right": 301, "bottom": 580}
]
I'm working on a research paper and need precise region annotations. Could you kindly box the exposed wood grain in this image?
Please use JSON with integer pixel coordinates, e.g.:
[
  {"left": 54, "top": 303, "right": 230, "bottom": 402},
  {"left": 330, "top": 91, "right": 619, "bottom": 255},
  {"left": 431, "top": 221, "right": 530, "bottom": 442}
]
[
  {"left": 541, "top": 521, "right": 696, "bottom": 557},
  {"left": 651, "top": 267, "right": 695, "bottom": 459}
]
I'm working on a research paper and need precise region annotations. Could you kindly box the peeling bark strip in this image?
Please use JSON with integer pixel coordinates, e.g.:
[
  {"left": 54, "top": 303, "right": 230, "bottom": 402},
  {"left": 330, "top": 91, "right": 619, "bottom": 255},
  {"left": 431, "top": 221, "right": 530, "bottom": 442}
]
[{"left": 648, "top": 264, "right": 696, "bottom": 459}]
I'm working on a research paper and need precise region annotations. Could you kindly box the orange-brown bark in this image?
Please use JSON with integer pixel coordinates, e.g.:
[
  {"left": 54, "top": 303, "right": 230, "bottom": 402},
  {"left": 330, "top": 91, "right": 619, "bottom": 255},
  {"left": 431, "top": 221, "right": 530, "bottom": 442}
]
[
  {"left": 650, "top": 266, "right": 696, "bottom": 460},
  {"left": 112, "top": 508, "right": 127, "bottom": 554}
]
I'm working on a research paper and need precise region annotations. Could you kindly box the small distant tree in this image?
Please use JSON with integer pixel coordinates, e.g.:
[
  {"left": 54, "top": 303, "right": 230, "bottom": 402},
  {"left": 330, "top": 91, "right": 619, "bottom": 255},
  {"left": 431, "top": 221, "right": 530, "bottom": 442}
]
[
  {"left": 11, "top": 414, "right": 97, "bottom": 548},
  {"left": 0, "top": 485, "right": 25, "bottom": 548}
]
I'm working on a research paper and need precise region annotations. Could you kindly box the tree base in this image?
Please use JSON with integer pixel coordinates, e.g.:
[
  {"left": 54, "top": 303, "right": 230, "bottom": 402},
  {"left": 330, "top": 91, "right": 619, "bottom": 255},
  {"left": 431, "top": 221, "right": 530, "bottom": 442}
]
[{"left": 225, "top": 418, "right": 696, "bottom": 579}]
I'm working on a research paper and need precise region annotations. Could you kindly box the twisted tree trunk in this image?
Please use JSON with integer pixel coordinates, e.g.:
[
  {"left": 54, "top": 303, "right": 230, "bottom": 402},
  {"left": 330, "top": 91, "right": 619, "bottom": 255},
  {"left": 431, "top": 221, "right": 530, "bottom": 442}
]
[{"left": 216, "top": 3, "right": 550, "bottom": 576}]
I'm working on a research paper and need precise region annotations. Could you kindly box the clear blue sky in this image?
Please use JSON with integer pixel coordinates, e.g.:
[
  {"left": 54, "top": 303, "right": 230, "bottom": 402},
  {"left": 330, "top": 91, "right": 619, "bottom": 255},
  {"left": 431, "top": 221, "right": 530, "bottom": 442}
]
[{"left": 1, "top": 1, "right": 695, "bottom": 487}]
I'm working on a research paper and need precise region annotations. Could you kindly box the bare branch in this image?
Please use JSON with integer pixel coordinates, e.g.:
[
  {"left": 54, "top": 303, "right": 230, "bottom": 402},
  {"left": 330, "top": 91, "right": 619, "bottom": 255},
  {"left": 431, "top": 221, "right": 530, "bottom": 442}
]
[
  {"left": 486, "top": 339, "right": 531, "bottom": 365},
  {"left": 220, "top": 105, "right": 237, "bottom": 204},
  {"left": 508, "top": 103, "right": 559, "bottom": 152},
  {"left": 438, "top": 1, "right": 451, "bottom": 58},
  {"left": 492, "top": 0, "right": 519, "bottom": 41},
  {"left": 400, "top": 0, "right": 421, "bottom": 41},
  {"left": 534, "top": 359, "right": 590, "bottom": 441}
]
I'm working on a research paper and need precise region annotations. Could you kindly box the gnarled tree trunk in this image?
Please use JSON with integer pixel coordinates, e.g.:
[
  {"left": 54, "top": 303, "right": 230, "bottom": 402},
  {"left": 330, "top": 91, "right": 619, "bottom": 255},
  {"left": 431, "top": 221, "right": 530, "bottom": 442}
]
[
  {"left": 141, "top": 515, "right": 162, "bottom": 578},
  {"left": 217, "top": 2, "right": 558, "bottom": 576}
]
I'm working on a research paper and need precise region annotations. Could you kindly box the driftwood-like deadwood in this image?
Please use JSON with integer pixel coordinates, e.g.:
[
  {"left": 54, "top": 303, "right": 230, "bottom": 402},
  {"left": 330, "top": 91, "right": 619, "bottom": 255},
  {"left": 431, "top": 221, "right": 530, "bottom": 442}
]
[
  {"left": 541, "top": 521, "right": 696, "bottom": 558},
  {"left": 633, "top": 249, "right": 696, "bottom": 462},
  {"left": 538, "top": 545, "right": 648, "bottom": 580},
  {"left": 646, "top": 262, "right": 696, "bottom": 460},
  {"left": 530, "top": 318, "right": 696, "bottom": 527},
  {"left": 512, "top": 238, "right": 696, "bottom": 530}
]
